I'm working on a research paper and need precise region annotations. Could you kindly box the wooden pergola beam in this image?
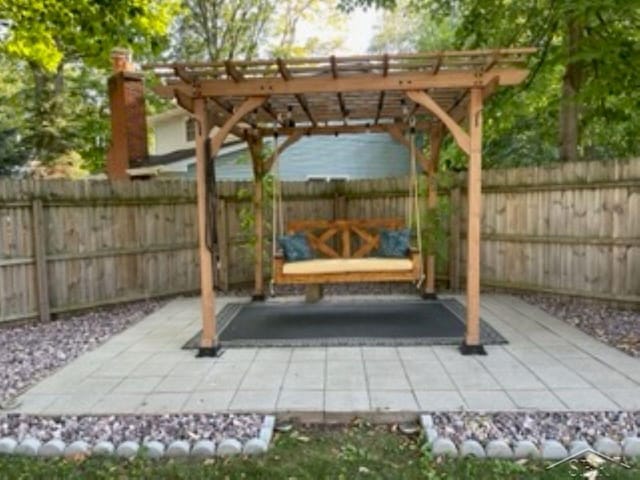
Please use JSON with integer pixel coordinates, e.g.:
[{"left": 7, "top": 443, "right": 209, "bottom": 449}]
[
  {"left": 153, "top": 69, "right": 529, "bottom": 99},
  {"left": 195, "top": 95, "right": 267, "bottom": 356},
  {"left": 374, "top": 55, "right": 390, "bottom": 125},
  {"left": 330, "top": 56, "right": 349, "bottom": 124},
  {"left": 277, "top": 58, "right": 317, "bottom": 126},
  {"left": 406, "top": 90, "right": 471, "bottom": 155},
  {"left": 462, "top": 87, "right": 484, "bottom": 354},
  {"left": 263, "top": 131, "right": 304, "bottom": 174},
  {"left": 256, "top": 122, "right": 432, "bottom": 137}
]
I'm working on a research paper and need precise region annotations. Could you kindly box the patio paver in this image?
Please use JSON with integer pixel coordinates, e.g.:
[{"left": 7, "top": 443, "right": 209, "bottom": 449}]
[{"left": 9, "top": 294, "right": 640, "bottom": 419}]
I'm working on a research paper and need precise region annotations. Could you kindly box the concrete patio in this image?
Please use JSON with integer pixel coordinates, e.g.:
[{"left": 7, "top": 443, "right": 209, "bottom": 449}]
[{"left": 10, "top": 294, "right": 640, "bottom": 421}]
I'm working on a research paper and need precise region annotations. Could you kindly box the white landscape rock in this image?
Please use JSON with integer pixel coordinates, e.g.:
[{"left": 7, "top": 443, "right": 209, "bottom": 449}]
[
  {"left": 92, "top": 441, "right": 115, "bottom": 456},
  {"left": 116, "top": 441, "right": 140, "bottom": 458},
  {"left": 143, "top": 440, "right": 165, "bottom": 459},
  {"left": 15, "top": 438, "right": 42, "bottom": 457},
  {"left": 38, "top": 439, "right": 66, "bottom": 458},
  {"left": 64, "top": 440, "right": 91, "bottom": 458},
  {"left": 622, "top": 437, "right": 640, "bottom": 459},
  {"left": 594, "top": 437, "right": 621, "bottom": 457},
  {"left": 0, "top": 437, "right": 18, "bottom": 455},
  {"left": 217, "top": 438, "right": 243, "bottom": 456},
  {"left": 569, "top": 440, "right": 591, "bottom": 457},
  {"left": 486, "top": 440, "right": 513, "bottom": 459},
  {"left": 431, "top": 438, "right": 458, "bottom": 458},
  {"left": 541, "top": 440, "right": 568, "bottom": 460},
  {"left": 191, "top": 439, "right": 216, "bottom": 458},
  {"left": 243, "top": 438, "right": 268, "bottom": 456},
  {"left": 459, "top": 439, "right": 485, "bottom": 458},
  {"left": 166, "top": 440, "right": 190, "bottom": 458},
  {"left": 513, "top": 440, "right": 540, "bottom": 459}
]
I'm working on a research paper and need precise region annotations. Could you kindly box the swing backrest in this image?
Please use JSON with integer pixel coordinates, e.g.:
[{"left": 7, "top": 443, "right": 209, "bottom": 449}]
[{"left": 286, "top": 218, "right": 406, "bottom": 259}]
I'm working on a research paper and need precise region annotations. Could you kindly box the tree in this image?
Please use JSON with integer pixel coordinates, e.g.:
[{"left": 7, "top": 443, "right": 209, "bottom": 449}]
[
  {"left": 170, "top": 0, "right": 274, "bottom": 61},
  {"left": 0, "top": 0, "right": 179, "bottom": 163},
  {"left": 341, "top": 0, "right": 640, "bottom": 164}
]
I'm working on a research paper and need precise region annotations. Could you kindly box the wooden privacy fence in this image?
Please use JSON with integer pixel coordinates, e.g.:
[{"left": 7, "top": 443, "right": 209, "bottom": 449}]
[
  {"left": 1, "top": 157, "right": 639, "bottom": 323},
  {"left": 0, "top": 180, "right": 200, "bottom": 323}
]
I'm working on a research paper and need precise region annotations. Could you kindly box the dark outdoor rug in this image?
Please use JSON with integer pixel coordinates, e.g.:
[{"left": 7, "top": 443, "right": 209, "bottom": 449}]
[{"left": 182, "top": 298, "right": 507, "bottom": 348}]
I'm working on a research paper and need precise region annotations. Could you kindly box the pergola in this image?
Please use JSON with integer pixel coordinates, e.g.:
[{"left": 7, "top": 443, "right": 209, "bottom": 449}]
[{"left": 145, "top": 48, "right": 535, "bottom": 357}]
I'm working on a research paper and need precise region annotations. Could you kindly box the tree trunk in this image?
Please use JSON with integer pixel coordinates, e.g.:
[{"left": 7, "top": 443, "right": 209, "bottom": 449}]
[
  {"left": 558, "top": 15, "right": 583, "bottom": 163},
  {"left": 29, "top": 62, "right": 67, "bottom": 161}
]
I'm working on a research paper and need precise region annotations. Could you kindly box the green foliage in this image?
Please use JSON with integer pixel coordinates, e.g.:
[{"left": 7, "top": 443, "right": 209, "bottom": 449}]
[
  {"left": 0, "top": 0, "right": 178, "bottom": 168},
  {"left": 342, "top": 0, "right": 640, "bottom": 167}
]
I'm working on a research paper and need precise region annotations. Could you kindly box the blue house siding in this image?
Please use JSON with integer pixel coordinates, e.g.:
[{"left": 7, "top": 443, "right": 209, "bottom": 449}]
[{"left": 186, "top": 133, "right": 411, "bottom": 180}]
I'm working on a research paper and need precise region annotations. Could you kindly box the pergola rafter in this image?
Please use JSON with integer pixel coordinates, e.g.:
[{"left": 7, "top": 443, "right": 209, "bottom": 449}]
[{"left": 144, "top": 48, "right": 535, "bottom": 357}]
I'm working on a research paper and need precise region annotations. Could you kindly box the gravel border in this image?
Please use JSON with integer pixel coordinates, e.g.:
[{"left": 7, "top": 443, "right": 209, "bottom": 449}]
[
  {"left": 517, "top": 293, "right": 640, "bottom": 358},
  {"left": 0, "top": 414, "right": 275, "bottom": 458},
  {"left": 0, "top": 299, "right": 164, "bottom": 408},
  {"left": 420, "top": 412, "right": 640, "bottom": 460}
]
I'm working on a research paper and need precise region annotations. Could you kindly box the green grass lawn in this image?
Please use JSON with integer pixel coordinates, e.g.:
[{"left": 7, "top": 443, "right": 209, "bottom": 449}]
[{"left": 1, "top": 421, "right": 638, "bottom": 479}]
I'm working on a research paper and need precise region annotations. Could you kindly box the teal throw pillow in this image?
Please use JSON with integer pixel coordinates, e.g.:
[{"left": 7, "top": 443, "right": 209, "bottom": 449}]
[
  {"left": 279, "top": 232, "right": 314, "bottom": 262},
  {"left": 377, "top": 228, "right": 410, "bottom": 258}
]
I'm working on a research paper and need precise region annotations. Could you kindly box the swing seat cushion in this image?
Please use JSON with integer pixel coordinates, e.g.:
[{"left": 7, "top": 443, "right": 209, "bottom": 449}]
[
  {"left": 279, "top": 233, "right": 314, "bottom": 262},
  {"left": 282, "top": 257, "right": 414, "bottom": 275},
  {"left": 376, "top": 228, "right": 411, "bottom": 258}
]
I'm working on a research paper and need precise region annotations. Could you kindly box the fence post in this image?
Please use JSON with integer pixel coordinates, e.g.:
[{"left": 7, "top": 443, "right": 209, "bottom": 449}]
[
  {"left": 31, "top": 198, "right": 51, "bottom": 322},
  {"left": 216, "top": 197, "right": 229, "bottom": 292},
  {"left": 448, "top": 185, "right": 461, "bottom": 291}
]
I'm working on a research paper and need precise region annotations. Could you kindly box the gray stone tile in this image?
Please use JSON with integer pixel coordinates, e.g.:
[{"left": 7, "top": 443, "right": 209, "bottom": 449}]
[
  {"left": 491, "top": 368, "right": 546, "bottom": 390},
  {"left": 602, "top": 389, "right": 640, "bottom": 410},
  {"left": 44, "top": 394, "right": 100, "bottom": 415},
  {"left": 397, "top": 347, "right": 438, "bottom": 362},
  {"left": 324, "top": 391, "right": 370, "bottom": 412},
  {"left": 528, "top": 365, "right": 591, "bottom": 389},
  {"left": 183, "top": 391, "right": 235, "bottom": 412},
  {"left": 138, "top": 393, "right": 189, "bottom": 414},
  {"left": 218, "top": 349, "right": 258, "bottom": 362},
  {"left": 460, "top": 390, "right": 516, "bottom": 411},
  {"left": 254, "top": 349, "right": 292, "bottom": 362},
  {"left": 554, "top": 389, "right": 619, "bottom": 410},
  {"left": 291, "top": 348, "right": 326, "bottom": 362},
  {"left": 198, "top": 363, "right": 252, "bottom": 391},
  {"left": 230, "top": 390, "right": 279, "bottom": 412},
  {"left": 112, "top": 377, "right": 163, "bottom": 394},
  {"left": 10, "top": 394, "right": 58, "bottom": 414},
  {"left": 326, "top": 347, "right": 362, "bottom": 360},
  {"left": 451, "top": 369, "right": 501, "bottom": 391},
  {"left": 326, "top": 361, "right": 367, "bottom": 390},
  {"left": 129, "top": 361, "right": 181, "bottom": 377},
  {"left": 239, "top": 362, "right": 288, "bottom": 390},
  {"left": 91, "top": 394, "right": 146, "bottom": 414},
  {"left": 369, "top": 390, "right": 418, "bottom": 411},
  {"left": 67, "top": 378, "right": 120, "bottom": 395},
  {"left": 155, "top": 375, "right": 203, "bottom": 393},
  {"left": 277, "top": 390, "right": 324, "bottom": 411},
  {"left": 362, "top": 347, "right": 399, "bottom": 361},
  {"left": 403, "top": 362, "right": 455, "bottom": 390},
  {"left": 283, "top": 362, "right": 325, "bottom": 390},
  {"left": 543, "top": 344, "right": 589, "bottom": 358},
  {"left": 366, "top": 360, "right": 411, "bottom": 390},
  {"left": 508, "top": 390, "right": 567, "bottom": 410},
  {"left": 169, "top": 360, "right": 217, "bottom": 377},
  {"left": 415, "top": 390, "right": 466, "bottom": 411}
]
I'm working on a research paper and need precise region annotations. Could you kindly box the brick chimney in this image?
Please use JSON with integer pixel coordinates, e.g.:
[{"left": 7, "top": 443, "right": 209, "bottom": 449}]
[{"left": 106, "top": 48, "right": 148, "bottom": 180}]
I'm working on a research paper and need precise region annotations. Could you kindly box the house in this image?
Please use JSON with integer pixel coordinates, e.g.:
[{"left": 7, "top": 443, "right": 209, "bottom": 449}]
[{"left": 129, "top": 108, "right": 414, "bottom": 181}]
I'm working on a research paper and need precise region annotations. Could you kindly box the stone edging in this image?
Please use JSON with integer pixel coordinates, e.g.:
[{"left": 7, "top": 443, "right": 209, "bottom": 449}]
[
  {"left": 0, "top": 415, "right": 275, "bottom": 459},
  {"left": 420, "top": 414, "right": 640, "bottom": 460}
]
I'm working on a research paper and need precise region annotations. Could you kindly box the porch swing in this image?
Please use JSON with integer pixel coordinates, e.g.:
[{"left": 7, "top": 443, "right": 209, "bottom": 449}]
[{"left": 270, "top": 120, "right": 425, "bottom": 288}]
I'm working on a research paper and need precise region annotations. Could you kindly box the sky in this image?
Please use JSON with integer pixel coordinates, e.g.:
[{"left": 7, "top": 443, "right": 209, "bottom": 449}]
[{"left": 296, "top": 6, "right": 381, "bottom": 55}]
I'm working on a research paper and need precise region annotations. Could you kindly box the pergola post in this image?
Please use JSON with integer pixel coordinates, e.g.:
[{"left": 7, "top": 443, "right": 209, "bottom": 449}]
[
  {"left": 461, "top": 87, "right": 486, "bottom": 355},
  {"left": 423, "top": 126, "right": 443, "bottom": 299},
  {"left": 196, "top": 96, "right": 267, "bottom": 356},
  {"left": 249, "top": 136, "right": 266, "bottom": 301},
  {"left": 193, "top": 97, "right": 218, "bottom": 357}
]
